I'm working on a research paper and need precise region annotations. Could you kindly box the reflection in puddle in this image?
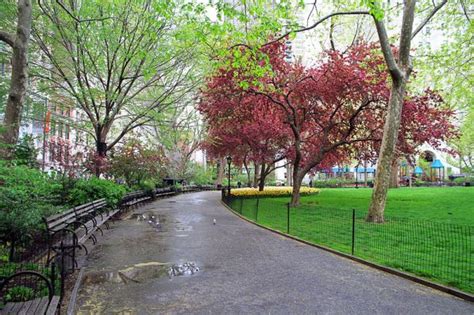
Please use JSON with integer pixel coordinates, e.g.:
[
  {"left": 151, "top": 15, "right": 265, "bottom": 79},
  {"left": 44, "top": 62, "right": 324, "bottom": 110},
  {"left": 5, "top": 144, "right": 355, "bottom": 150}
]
[
  {"left": 168, "top": 262, "right": 199, "bottom": 278},
  {"left": 83, "top": 262, "right": 169, "bottom": 285}
]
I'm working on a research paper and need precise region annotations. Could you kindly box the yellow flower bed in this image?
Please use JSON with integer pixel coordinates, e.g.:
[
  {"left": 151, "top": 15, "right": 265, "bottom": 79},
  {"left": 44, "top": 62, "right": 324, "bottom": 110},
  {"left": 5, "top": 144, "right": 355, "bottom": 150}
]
[{"left": 230, "top": 186, "right": 320, "bottom": 197}]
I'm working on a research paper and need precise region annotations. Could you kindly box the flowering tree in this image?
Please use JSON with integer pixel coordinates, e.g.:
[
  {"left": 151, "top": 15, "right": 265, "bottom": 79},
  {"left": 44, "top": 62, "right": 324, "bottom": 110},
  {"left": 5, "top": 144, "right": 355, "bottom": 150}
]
[
  {"left": 108, "top": 139, "right": 166, "bottom": 187},
  {"left": 203, "top": 41, "right": 456, "bottom": 206},
  {"left": 199, "top": 65, "right": 291, "bottom": 190}
]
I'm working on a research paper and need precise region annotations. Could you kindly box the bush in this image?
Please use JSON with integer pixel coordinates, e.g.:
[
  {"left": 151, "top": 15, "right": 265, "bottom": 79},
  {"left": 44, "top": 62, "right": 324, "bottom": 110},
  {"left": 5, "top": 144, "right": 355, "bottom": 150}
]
[
  {"left": 414, "top": 179, "right": 427, "bottom": 187},
  {"left": 68, "top": 177, "right": 126, "bottom": 207},
  {"left": 313, "top": 178, "right": 353, "bottom": 188},
  {"left": 0, "top": 164, "right": 63, "bottom": 249},
  {"left": 230, "top": 186, "right": 319, "bottom": 197},
  {"left": 189, "top": 163, "right": 215, "bottom": 185}
]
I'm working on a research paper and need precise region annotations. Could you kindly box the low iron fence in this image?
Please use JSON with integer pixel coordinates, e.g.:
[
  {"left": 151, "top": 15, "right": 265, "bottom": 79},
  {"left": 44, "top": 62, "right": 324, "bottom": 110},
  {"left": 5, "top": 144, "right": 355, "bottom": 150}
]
[{"left": 222, "top": 192, "right": 473, "bottom": 294}]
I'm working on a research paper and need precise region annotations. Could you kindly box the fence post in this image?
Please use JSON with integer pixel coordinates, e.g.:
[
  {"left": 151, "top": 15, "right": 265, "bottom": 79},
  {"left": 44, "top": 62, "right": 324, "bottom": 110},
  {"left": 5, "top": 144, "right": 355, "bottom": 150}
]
[
  {"left": 352, "top": 208, "right": 355, "bottom": 256},
  {"left": 256, "top": 197, "right": 259, "bottom": 222},
  {"left": 287, "top": 203, "right": 290, "bottom": 234},
  {"left": 240, "top": 198, "right": 243, "bottom": 214}
]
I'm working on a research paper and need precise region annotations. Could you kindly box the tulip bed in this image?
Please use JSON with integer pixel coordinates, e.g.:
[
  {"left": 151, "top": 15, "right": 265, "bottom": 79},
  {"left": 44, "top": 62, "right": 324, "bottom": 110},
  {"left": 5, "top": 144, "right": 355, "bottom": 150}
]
[{"left": 229, "top": 186, "right": 319, "bottom": 197}]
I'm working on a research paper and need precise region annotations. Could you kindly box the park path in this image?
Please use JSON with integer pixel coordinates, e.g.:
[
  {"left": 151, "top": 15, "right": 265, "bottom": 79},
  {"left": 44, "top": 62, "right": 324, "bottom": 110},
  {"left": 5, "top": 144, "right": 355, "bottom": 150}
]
[{"left": 74, "top": 191, "right": 473, "bottom": 314}]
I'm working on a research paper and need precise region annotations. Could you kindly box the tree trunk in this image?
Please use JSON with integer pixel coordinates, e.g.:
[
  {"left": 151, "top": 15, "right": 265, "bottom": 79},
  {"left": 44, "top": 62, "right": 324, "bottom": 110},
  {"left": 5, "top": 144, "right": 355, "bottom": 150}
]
[
  {"left": 287, "top": 163, "right": 293, "bottom": 186},
  {"left": 367, "top": 0, "right": 416, "bottom": 223},
  {"left": 389, "top": 159, "right": 400, "bottom": 188},
  {"left": 215, "top": 157, "right": 225, "bottom": 186},
  {"left": 0, "top": 0, "right": 33, "bottom": 159},
  {"left": 290, "top": 170, "right": 304, "bottom": 206},
  {"left": 243, "top": 159, "right": 251, "bottom": 187},
  {"left": 258, "top": 163, "right": 266, "bottom": 191},
  {"left": 364, "top": 160, "right": 368, "bottom": 186},
  {"left": 367, "top": 82, "right": 406, "bottom": 222},
  {"left": 253, "top": 163, "right": 260, "bottom": 188}
]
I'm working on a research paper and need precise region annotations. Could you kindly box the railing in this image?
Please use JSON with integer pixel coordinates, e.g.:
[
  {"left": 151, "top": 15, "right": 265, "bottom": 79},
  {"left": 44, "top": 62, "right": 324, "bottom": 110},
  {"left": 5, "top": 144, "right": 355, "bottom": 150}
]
[{"left": 222, "top": 193, "right": 474, "bottom": 294}]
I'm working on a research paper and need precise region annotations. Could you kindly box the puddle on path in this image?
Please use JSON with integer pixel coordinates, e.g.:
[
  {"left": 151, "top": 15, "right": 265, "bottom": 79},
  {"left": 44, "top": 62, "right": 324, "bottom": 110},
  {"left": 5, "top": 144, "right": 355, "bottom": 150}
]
[
  {"left": 82, "top": 261, "right": 200, "bottom": 286},
  {"left": 83, "top": 262, "right": 169, "bottom": 285}
]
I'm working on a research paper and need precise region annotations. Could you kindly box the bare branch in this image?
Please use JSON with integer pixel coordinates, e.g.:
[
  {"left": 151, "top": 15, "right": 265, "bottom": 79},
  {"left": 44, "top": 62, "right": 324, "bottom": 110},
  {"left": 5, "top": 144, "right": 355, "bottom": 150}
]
[
  {"left": 264, "top": 10, "right": 370, "bottom": 47},
  {"left": 411, "top": 0, "right": 448, "bottom": 40},
  {"left": 55, "top": 0, "right": 113, "bottom": 23}
]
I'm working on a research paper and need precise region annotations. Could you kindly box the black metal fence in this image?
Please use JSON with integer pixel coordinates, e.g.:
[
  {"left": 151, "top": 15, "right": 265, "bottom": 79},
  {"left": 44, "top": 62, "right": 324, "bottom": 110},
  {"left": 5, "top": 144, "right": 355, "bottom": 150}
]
[{"left": 222, "top": 192, "right": 474, "bottom": 294}]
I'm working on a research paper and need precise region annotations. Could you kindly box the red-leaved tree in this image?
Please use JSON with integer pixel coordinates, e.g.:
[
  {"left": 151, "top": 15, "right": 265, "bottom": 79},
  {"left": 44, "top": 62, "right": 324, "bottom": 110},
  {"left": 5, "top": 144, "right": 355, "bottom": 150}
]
[{"left": 201, "top": 41, "right": 456, "bottom": 205}]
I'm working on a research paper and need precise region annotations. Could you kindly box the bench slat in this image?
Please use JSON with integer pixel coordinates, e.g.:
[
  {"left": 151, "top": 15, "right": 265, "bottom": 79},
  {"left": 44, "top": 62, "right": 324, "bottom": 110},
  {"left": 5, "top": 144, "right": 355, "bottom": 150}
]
[
  {"left": 22, "top": 297, "right": 42, "bottom": 314},
  {"left": 35, "top": 297, "right": 50, "bottom": 315},
  {"left": 45, "top": 296, "right": 60, "bottom": 315}
]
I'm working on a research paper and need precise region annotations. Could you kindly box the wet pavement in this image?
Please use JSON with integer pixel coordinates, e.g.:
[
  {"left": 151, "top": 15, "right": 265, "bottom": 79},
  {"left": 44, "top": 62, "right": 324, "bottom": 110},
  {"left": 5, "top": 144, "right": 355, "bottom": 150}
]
[{"left": 75, "top": 191, "right": 473, "bottom": 314}]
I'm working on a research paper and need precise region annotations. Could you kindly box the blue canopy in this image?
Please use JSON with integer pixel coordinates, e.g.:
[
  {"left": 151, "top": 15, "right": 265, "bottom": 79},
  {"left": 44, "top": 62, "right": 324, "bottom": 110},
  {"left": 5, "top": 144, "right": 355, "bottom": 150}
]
[
  {"left": 431, "top": 159, "right": 444, "bottom": 169},
  {"left": 414, "top": 166, "right": 423, "bottom": 175},
  {"left": 332, "top": 167, "right": 347, "bottom": 173},
  {"left": 401, "top": 161, "right": 408, "bottom": 167}
]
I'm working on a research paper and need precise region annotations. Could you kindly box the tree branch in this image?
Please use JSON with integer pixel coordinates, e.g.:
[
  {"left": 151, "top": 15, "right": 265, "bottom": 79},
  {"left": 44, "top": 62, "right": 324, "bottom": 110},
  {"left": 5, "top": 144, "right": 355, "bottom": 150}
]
[
  {"left": 264, "top": 10, "right": 370, "bottom": 47},
  {"left": 411, "top": 0, "right": 448, "bottom": 40},
  {"left": 0, "top": 31, "right": 15, "bottom": 47},
  {"left": 372, "top": 17, "right": 404, "bottom": 81}
]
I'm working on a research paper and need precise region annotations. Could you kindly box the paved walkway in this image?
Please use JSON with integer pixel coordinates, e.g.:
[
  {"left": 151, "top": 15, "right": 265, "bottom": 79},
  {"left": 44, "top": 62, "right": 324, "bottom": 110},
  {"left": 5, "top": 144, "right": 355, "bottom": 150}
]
[{"left": 74, "top": 191, "right": 473, "bottom": 314}]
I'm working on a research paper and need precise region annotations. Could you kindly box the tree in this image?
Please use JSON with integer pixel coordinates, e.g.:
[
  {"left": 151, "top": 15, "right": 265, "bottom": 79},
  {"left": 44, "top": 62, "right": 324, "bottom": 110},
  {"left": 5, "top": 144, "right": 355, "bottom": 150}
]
[
  {"left": 205, "top": 40, "right": 456, "bottom": 206},
  {"left": 0, "top": 0, "right": 32, "bottom": 159},
  {"left": 199, "top": 62, "right": 291, "bottom": 191},
  {"left": 217, "top": 0, "right": 452, "bottom": 220},
  {"left": 451, "top": 109, "right": 474, "bottom": 173},
  {"left": 33, "top": 1, "right": 202, "bottom": 171},
  {"left": 14, "top": 134, "right": 38, "bottom": 168},
  {"left": 146, "top": 105, "right": 204, "bottom": 181},
  {"left": 109, "top": 138, "right": 166, "bottom": 187}
]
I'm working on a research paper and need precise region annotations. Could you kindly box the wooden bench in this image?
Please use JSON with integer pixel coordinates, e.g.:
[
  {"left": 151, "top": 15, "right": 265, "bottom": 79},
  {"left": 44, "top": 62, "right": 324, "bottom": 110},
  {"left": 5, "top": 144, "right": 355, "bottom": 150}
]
[
  {"left": 43, "top": 199, "right": 119, "bottom": 265},
  {"left": 154, "top": 187, "right": 175, "bottom": 197},
  {"left": 0, "top": 270, "right": 60, "bottom": 315},
  {"left": 120, "top": 190, "right": 155, "bottom": 209}
]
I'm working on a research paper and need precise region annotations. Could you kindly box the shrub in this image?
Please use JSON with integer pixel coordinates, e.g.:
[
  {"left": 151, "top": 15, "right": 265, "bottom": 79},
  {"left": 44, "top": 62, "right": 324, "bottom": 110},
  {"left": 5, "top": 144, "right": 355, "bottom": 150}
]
[
  {"left": 68, "top": 177, "right": 126, "bottom": 207},
  {"left": 0, "top": 163, "right": 63, "bottom": 250},
  {"left": 230, "top": 186, "right": 319, "bottom": 197},
  {"left": 414, "top": 179, "right": 427, "bottom": 187},
  {"left": 313, "top": 178, "right": 353, "bottom": 188},
  {"left": 4, "top": 286, "right": 34, "bottom": 303}
]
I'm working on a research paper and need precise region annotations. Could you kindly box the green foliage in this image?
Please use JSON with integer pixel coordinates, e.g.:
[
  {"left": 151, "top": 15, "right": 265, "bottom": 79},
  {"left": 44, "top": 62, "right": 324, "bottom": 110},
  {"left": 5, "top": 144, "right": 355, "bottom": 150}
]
[
  {"left": 453, "top": 177, "right": 473, "bottom": 185},
  {"left": 0, "top": 163, "right": 63, "bottom": 245},
  {"left": 68, "top": 177, "right": 126, "bottom": 207},
  {"left": 414, "top": 179, "right": 427, "bottom": 187},
  {"left": 109, "top": 139, "right": 165, "bottom": 187},
  {"left": 189, "top": 163, "right": 215, "bottom": 185},
  {"left": 4, "top": 286, "right": 34, "bottom": 303},
  {"left": 14, "top": 134, "right": 39, "bottom": 168},
  {"left": 136, "top": 179, "right": 155, "bottom": 193},
  {"left": 313, "top": 178, "right": 353, "bottom": 188}
]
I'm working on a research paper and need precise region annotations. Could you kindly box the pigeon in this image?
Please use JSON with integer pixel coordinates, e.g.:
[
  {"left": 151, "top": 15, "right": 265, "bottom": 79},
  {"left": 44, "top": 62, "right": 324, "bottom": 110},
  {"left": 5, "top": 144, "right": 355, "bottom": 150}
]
[{"left": 213, "top": 218, "right": 216, "bottom": 225}]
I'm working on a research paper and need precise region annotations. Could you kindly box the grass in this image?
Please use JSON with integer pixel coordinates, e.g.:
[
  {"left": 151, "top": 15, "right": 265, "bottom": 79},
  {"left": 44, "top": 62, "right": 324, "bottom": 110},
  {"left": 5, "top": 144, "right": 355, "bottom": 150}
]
[{"left": 228, "top": 187, "right": 474, "bottom": 293}]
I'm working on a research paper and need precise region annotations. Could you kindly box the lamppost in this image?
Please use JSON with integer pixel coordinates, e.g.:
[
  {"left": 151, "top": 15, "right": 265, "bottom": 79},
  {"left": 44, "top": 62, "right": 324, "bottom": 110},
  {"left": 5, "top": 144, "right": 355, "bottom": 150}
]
[{"left": 226, "top": 156, "right": 232, "bottom": 194}]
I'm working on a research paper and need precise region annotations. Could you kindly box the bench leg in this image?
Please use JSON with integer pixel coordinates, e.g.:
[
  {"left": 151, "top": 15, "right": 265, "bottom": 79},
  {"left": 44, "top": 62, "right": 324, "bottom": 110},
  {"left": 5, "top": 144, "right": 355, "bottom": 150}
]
[{"left": 89, "top": 234, "right": 97, "bottom": 245}]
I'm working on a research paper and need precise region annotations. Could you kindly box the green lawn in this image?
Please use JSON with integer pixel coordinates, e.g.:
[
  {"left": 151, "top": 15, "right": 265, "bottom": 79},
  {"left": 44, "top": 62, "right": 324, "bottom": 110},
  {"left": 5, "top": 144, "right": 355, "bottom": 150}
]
[{"left": 228, "top": 187, "right": 474, "bottom": 293}]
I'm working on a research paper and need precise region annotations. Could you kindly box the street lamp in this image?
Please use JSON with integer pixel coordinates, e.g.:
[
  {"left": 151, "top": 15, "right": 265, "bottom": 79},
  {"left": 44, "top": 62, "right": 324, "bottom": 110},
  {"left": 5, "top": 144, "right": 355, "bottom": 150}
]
[{"left": 226, "top": 156, "right": 232, "bottom": 194}]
